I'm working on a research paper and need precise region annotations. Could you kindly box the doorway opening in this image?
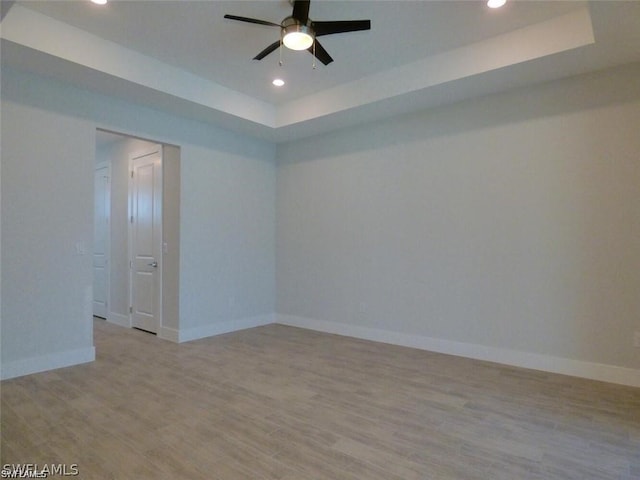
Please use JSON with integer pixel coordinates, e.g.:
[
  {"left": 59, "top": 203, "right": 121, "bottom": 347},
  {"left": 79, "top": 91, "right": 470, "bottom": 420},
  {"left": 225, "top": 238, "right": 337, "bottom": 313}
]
[{"left": 94, "top": 129, "right": 180, "bottom": 340}]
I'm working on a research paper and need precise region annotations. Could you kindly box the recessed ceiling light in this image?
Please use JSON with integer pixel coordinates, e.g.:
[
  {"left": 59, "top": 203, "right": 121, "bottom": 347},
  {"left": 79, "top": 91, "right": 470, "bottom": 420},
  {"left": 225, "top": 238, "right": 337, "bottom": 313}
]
[
  {"left": 272, "top": 79, "right": 285, "bottom": 87},
  {"left": 487, "top": 0, "right": 506, "bottom": 8},
  {"left": 91, "top": 0, "right": 108, "bottom": 5}
]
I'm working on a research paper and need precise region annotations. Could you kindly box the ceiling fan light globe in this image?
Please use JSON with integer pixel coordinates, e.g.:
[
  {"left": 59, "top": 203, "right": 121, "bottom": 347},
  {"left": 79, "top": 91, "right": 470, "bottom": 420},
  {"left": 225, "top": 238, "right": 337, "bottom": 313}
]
[
  {"left": 283, "top": 31, "right": 314, "bottom": 50},
  {"left": 487, "top": 0, "right": 507, "bottom": 8}
]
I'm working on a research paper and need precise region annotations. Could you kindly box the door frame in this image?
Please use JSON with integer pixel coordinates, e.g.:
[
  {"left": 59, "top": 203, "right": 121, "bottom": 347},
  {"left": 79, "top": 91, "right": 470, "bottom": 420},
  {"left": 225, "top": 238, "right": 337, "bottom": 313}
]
[
  {"left": 94, "top": 161, "right": 111, "bottom": 319},
  {"left": 128, "top": 145, "right": 163, "bottom": 332}
]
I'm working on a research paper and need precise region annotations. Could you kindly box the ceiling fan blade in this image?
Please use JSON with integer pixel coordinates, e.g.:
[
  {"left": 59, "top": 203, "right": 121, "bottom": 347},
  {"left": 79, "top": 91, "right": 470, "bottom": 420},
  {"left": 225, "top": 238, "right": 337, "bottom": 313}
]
[
  {"left": 313, "top": 20, "right": 371, "bottom": 37},
  {"left": 292, "top": 0, "right": 310, "bottom": 24},
  {"left": 224, "top": 14, "right": 280, "bottom": 27},
  {"left": 308, "top": 40, "right": 333, "bottom": 65},
  {"left": 253, "top": 40, "right": 281, "bottom": 61}
]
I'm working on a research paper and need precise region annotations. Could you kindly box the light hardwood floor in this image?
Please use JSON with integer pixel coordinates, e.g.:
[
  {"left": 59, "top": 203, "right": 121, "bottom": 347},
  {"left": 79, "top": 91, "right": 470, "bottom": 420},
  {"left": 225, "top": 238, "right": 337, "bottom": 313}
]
[{"left": 2, "top": 319, "right": 639, "bottom": 479}]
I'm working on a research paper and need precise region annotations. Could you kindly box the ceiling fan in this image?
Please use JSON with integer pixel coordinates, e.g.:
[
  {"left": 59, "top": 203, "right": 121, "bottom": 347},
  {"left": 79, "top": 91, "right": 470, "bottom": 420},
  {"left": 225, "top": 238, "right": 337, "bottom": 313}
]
[{"left": 224, "top": 0, "right": 371, "bottom": 66}]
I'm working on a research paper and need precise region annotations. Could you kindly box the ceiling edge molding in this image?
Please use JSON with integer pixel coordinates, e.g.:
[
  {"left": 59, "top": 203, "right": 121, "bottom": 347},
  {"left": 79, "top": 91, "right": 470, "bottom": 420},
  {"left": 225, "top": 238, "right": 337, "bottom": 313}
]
[
  {"left": 276, "top": 7, "right": 595, "bottom": 128},
  {"left": 0, "top": 4, "right": 276, "bottom": 128},
  {"left": 1, "top": 4, "right": 599, "bottom": 143}
]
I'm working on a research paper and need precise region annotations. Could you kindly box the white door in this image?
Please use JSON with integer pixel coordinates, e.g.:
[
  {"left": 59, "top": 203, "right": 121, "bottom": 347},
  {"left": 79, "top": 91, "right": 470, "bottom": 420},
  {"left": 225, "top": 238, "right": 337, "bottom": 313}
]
[
  {"left": 93, "top": 164, "right": 110, "bottom": 318},
  {"left": 130, "top": 147, "right": 162, "bottom": 333}
]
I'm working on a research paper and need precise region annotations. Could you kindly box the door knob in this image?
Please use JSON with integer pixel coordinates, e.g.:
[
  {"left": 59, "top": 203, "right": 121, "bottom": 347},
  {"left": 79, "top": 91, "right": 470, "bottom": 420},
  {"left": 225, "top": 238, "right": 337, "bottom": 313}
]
[{"left": 148, "top": 261, "right": 158, "bottom": 268}]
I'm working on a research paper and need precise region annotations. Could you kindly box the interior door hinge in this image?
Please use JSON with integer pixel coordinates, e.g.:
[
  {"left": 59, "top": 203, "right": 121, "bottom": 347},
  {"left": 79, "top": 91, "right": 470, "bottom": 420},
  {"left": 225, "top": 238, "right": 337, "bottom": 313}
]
[
  {"left": 130, "top": 215, "right": 134, "bottom": 223},
  {"left": 129, "top": 306, "right": 133, "bottom": 313},
  {"left": 131, "top": 170, "right": 134, "bottom": 178}
]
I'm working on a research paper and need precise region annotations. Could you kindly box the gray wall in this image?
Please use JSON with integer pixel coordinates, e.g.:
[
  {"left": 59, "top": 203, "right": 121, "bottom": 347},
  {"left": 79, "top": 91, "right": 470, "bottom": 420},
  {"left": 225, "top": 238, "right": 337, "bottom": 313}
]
[
  {"left": 276, "top": 63, "right": 640, "bottom": 370},
  {"left": 3, "top": 60, "right": 639, "bottom": 381},
  {"left": 2, "top": 80, "right": 95, "bottom": 373},
  {"left": 1, "top": 67, "right": 276, "bottom": 377}
]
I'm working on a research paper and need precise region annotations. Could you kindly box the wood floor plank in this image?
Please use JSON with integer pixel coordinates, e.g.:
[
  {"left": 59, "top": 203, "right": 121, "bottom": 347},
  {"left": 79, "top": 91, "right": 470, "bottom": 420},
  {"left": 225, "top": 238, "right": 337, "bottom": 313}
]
[{"left": 1, "top": 318, "right": 639, "bottom": 479}]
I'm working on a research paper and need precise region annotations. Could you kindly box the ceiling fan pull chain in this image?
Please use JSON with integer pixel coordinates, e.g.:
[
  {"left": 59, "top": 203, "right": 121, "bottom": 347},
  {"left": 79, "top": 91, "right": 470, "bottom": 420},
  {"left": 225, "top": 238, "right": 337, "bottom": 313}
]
[
  {"left": 313, "top": 41, "right": 316, "bottom": 69},
  {"left": 279, "top": 39, "right": 283, "bottom": 66}
]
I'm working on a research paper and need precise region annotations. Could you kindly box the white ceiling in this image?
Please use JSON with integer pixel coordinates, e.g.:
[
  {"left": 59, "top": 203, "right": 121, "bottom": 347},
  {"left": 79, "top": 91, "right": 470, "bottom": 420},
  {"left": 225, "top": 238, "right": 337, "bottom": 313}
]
[
  {"left": 12, "top": 0, "right": 584, "bottom": 104},
  {"left": 2, "top": 1, "right": 640, "bottom": 142}
]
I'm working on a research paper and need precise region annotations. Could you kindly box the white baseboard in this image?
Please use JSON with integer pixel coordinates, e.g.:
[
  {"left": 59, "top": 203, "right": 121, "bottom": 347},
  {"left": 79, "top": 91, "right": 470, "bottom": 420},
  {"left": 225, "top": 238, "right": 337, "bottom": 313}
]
[
  {"left": 158, "top": 326, "right": 180, "bottom": 343},
  {"left": 177, "top": 314, "right": 275, "bottom": 343},
  {"left": 107, "top": 313, "right": 274, "bottom": 343},
  {"left": 276, "top": 314, "right": 640, "bottom": 388},
  {"left": 1, "top": 347, "right": 96, "bottom": 381},
  {"left": 107, "top": 312, "right": 130, "bottom": 328}
]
